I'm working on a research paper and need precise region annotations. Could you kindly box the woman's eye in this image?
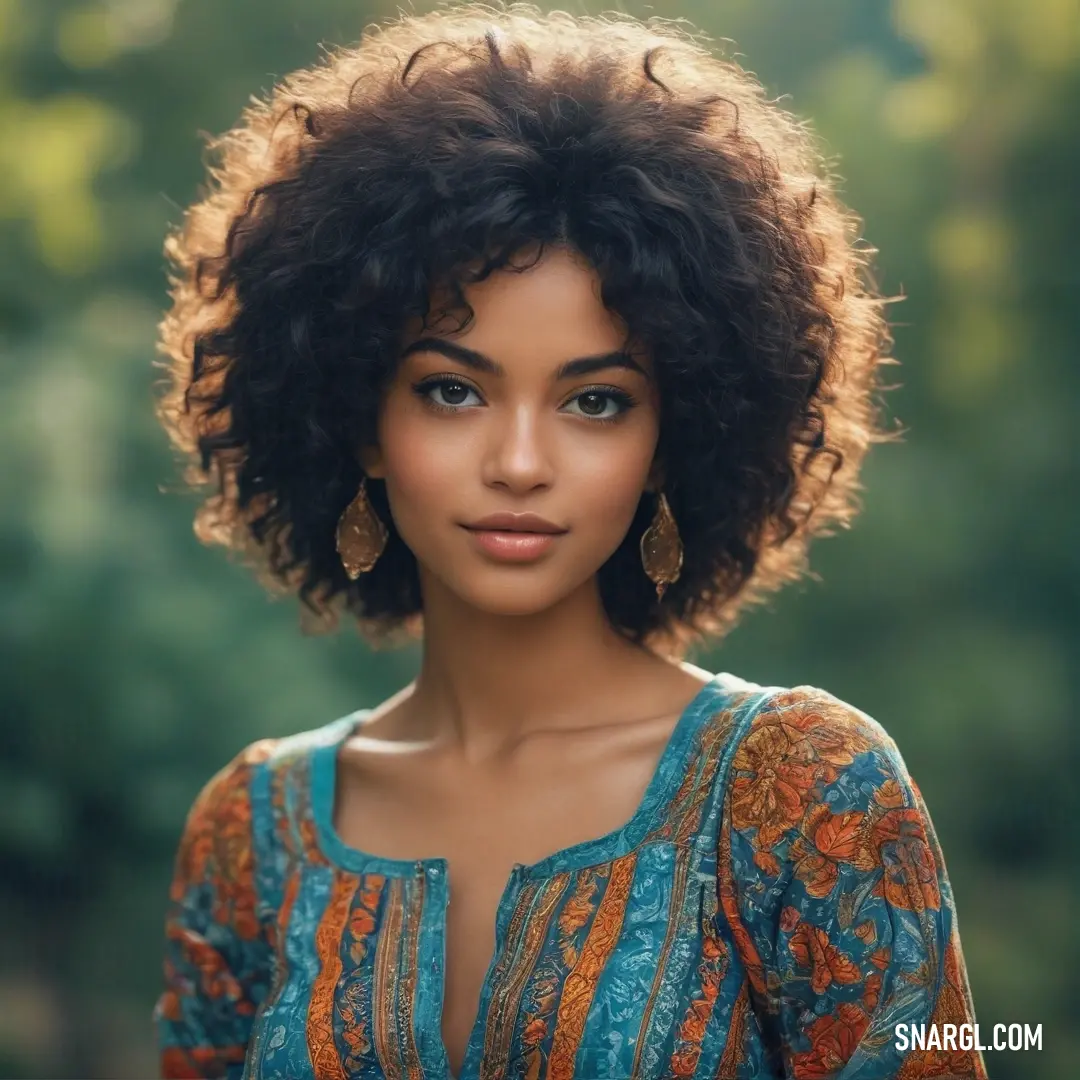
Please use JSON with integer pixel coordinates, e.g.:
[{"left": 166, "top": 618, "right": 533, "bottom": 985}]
[
  {"left": 563, "top": 390, "right": 634, "bottom": 421},
  {"left": 416, "top": 378, "right": 482, "bottom": 410}
]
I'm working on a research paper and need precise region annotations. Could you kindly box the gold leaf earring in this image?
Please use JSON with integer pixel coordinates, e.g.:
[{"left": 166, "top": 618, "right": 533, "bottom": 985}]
[
  {"left": 640, "top": 490, "right": 683, "bottom": 601},
  {"left": 335, "top": 476, "right": 388, "bottom": 579}
]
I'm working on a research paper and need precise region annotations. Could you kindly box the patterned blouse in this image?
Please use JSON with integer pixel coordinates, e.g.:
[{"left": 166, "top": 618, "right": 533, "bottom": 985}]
[{"left": 153, "top": 671, "right": 988, "bottom": 1079}]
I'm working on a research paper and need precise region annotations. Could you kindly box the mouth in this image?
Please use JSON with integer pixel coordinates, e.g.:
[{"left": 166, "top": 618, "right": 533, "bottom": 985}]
[
  {"left": 459, "top": 523, "right": 566, "bottom": 562},
  {"left": 462, "top": 513, "right": 569, "bottom": 534}
]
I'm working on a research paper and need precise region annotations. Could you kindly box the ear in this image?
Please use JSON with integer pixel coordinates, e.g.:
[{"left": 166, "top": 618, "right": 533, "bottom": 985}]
[
  {"left": 644, "top": 458, "right": 665, "bottom": 495},
  {"left": 358, "top": 443, "right": 385, "bottom": 479}
]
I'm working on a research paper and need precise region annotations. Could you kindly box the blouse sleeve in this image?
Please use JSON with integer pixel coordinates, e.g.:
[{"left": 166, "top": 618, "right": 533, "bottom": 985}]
[
  {"left": 153, "top": 741, "right": 277, "bottom": 1079},
  {"left": 717, "top": 687, "right": 988, "bottom": 1079}
]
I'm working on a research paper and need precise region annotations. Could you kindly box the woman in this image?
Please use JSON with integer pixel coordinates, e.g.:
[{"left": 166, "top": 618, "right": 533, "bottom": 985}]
[{"left": 151, "top": 4, "right": 986, "bottom": 1078}]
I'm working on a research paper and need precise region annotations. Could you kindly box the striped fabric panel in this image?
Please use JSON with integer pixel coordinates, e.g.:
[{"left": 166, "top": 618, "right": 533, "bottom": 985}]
[
  {"left": 479, "top": 875, "right": 570, "bottom": 1080},
  {"left": 545, "top": 853, "right": 637, "bottom": 1080},
  {"left": 512, "top": 865, "right": 606, "bottom": 1078},
  {"left": 307, "top": 871, "right": 362, "bottom": 1080}
]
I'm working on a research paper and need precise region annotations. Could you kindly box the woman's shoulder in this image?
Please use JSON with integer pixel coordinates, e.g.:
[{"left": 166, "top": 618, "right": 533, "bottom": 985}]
[
  {"left": 693, "top": 676, "right": 906, "bottom": 772},
  {"left": 181, "top": 714, "right": 357, "bottom": 843},
  {"left": 180, "top": 736, "right": 281, "bottom": 834},
  {"left": 718, "top": 680, "right": 927, "bottom": 859},
  {"left": 727, "top": 681, "right": 907, "bottom": 775}
]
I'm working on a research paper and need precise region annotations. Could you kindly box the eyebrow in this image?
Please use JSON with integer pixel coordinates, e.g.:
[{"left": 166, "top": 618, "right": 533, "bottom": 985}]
[{"left": 400, "top": 337, "right": 650, "bottom": 381}]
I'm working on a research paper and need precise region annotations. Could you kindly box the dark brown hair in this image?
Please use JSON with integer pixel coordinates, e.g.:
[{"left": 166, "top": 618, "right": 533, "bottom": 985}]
[{"left": 154, "top": 1, "right": 900, "bottom": 656}]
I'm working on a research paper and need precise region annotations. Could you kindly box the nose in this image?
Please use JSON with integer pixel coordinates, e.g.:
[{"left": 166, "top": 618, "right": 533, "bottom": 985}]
[{"left": 480, "top": 401, "right": 555, "bottom": 493}]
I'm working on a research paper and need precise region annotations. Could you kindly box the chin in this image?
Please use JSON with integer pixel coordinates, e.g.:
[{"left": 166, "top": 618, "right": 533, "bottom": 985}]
[
  {"left": 457, "top": 580, "right": 572, "bottom": 618},
  {"left": 432, "top": 559, "right": 594, "bottom": 617}
]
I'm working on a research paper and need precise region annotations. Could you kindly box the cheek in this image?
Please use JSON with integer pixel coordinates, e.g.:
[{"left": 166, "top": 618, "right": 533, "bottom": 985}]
[
  {"left": 568, "top": 426, "right": 659, "bottom": 522},
  {"left": 577, "top": 455, "right": 655, "bottom": 529},
  {"left": 379, "top": 422, "right": 467, "bottom": 510},
  {"left": 377, "top": 390, "right": 441, "bottom": 467}
]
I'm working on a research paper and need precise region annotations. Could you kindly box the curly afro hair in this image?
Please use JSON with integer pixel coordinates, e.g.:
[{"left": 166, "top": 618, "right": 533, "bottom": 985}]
[{"left": 154, "top": 1, "right": 900, "bottom": 656}]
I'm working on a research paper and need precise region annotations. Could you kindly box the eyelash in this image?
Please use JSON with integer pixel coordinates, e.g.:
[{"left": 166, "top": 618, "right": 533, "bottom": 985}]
[{"left": 410, "top": 374, "right": 638, "bottom": 425}]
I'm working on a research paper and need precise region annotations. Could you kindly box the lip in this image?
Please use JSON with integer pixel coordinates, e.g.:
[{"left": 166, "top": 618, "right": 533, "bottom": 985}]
[
  {"left": 461, "top": 527, "right": 563, "bottom": 562},
  {"left": 463, "top": 512, "right": 568, "bottom": 534}
]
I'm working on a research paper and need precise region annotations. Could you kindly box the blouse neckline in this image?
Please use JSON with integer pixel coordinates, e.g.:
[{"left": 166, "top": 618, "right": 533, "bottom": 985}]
[{"left": 309, "top": 667, "right": 738, "bottom": 878}]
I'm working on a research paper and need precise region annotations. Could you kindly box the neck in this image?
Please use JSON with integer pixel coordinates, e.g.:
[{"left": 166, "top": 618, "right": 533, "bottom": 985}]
[{"left": 396, "top": 569, "right": 689, "bottom": 759}]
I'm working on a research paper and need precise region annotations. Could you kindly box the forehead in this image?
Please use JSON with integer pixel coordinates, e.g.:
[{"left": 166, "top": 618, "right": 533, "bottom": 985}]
[{"left": 401, "top": 246, "right": 651, "bottom": 373}]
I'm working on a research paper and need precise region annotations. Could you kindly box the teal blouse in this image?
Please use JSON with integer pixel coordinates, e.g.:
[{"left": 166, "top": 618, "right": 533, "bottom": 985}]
[{"left": 153, "top": 671, "right": 987, "bottom": 1079}]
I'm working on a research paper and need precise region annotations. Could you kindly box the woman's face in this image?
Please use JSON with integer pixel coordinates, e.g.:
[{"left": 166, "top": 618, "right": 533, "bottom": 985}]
[{"left": 360, "top": 244, "right": 662, "bottom": 617}]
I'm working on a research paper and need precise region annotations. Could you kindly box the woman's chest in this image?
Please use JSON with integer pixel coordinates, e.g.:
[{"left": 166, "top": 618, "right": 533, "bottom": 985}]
[{"left": 242, "top": 842, "right": 758, "bottom": 1080}]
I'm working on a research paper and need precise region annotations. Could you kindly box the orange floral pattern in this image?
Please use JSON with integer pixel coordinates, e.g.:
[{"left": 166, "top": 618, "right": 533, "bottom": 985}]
[
  {"left": 721, "top": 688, "right": 987, "bottom": 1079},
  {"left": 154, "top": 740, "right": 277, "bottom": 1078}
]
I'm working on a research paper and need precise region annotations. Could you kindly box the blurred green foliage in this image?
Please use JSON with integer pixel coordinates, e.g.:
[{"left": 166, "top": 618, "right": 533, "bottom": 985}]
[{"left": 0, "top": 1, "right": 1075, "bottom": 1077}]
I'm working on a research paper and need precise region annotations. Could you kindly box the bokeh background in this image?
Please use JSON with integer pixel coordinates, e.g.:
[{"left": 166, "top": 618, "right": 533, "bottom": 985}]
[{"left": 1, "top": 1, "right": 1076, "bottom": 1077}]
